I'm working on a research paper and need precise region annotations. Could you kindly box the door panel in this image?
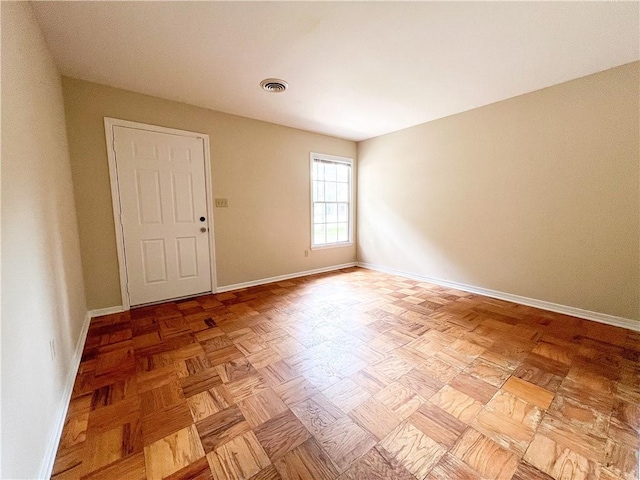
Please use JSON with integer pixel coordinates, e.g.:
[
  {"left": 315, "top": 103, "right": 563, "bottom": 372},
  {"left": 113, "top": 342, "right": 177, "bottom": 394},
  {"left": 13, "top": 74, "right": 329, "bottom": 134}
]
[
  {"left": 136, "top": 169, "right": 163, "bottom": 224},
  {"left": 113, "top": 126, "right": 212, "bottom": 306},
  {"left": 141, "top": 239, "right": 168, "bottom": 284},
  {"left": 171, "top": 172, "right": 195, "bottom": 223},
  {"left": 176, "top": 237, "right": 199, "bottom": 278}
]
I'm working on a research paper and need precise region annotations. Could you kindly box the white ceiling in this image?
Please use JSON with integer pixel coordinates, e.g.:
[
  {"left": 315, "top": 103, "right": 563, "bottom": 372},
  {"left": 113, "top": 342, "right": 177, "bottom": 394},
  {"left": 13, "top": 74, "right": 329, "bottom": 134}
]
[{"left": 32, "top": 1, "right": 639, "bottom": 141}]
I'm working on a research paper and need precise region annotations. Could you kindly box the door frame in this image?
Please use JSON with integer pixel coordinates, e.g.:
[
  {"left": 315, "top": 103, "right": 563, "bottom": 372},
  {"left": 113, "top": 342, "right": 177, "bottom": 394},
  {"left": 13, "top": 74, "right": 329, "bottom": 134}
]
[{"left": 104, "top": 117, "right": 218, "bottom": 310}]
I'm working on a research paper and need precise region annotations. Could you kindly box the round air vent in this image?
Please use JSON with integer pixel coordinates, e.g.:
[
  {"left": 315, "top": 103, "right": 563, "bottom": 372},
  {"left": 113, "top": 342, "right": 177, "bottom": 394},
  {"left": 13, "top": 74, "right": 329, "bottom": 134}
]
[{"left": 260, "top": 78, "right": 288, "bottom": 93}]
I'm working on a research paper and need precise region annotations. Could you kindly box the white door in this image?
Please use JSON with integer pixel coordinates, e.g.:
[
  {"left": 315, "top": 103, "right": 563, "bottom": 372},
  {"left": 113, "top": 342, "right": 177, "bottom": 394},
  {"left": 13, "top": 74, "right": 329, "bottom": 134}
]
[{"left": 113, "top": 126, "right": 212, "bottom": 306}]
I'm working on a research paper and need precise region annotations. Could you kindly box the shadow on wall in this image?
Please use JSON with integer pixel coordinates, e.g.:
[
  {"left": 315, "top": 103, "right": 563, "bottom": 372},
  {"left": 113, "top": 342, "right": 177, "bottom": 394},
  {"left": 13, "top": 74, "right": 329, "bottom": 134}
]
[
  {"left": 358, "top": 193, "right": 474, "bottom": 283},
  {"left": 356, "top": 168, "right": 632, "bottom": 317},
  {"left": 46, "top": 201, "right": 87, "bottom": 373}
]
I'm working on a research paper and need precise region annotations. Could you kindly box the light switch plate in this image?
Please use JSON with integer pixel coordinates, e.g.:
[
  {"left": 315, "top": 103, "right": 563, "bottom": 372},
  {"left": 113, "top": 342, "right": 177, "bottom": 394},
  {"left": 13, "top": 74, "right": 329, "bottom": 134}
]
[{"left": 215, "top": 198, "right": 228, "bottom": 208}]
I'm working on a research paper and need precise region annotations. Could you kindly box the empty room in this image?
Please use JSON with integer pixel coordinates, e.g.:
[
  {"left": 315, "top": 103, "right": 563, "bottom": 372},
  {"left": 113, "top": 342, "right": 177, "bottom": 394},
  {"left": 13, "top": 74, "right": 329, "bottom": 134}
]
[{"left": 2, "top": 1, "right": 638, "bottom": 479}]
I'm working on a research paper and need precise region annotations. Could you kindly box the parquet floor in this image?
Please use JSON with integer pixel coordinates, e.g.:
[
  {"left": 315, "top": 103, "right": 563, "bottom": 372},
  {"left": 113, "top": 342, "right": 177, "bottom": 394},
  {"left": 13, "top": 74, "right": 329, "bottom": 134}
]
[{"left": 52, "top": 267, "right": 639, "bottom": 480}]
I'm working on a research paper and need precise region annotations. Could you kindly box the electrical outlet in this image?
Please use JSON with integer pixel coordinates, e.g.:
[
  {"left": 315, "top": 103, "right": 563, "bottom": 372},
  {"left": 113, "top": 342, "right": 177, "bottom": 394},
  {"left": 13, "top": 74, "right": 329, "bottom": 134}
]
[
  {"left": 304, "top": 250, "right": 309, "bottom": 257},
  {"left": 215, "top": 198, "right": 228, "bottom": 208},
  {"left": 49, "top": 339, "right": 56, "bottom": 360}
]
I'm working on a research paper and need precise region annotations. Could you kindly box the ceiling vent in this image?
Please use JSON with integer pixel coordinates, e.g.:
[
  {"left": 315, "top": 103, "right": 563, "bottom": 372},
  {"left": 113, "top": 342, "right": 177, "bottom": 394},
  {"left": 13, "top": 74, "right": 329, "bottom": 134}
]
[{"left": 260, "top": 78, "right": 288, "bottom": 93}]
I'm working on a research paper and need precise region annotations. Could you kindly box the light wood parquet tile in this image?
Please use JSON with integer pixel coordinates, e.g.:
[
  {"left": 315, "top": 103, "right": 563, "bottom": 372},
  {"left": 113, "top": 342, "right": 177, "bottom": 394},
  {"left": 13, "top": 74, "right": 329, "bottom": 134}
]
[
  {"left": 536, "top": 412, "right": 607, "bottom": 463},
  {"left": 612, "top": 397, "right": 640, "bottom": 431},
  {"left": 523, "top": 433, "right": 599, "bottom": 480},
  {"left": 603, "top": 437, "right": 639, "bottom": 480},
  {"left": 143, "top": 425, "right": 205, "bottom": 480},
  {"left": 323, "top": 378, "right": 372, "bottom": 414},
  {"left": 58, "top": 413, "right": 89, "bottom": 454},
  {"left": 502, "top": 376, "right": 555, "bottom": 410},
  {"left": 409, "top": 402, "right": 467, "bottom": 449},
  {"left": 379, "top": 421, "right": 447, "bottom": 479},
  {"left": 416, "top": 355, "right": 462, "bottom": 383},
  {"left": 237, "top": 388, "right": 289, "bottom": 428},
  {"left": 339, "top": 445, "right": 415, "bottom": 480},
  {"left": 95, "top": 342, "right": 135, "bottom": 377},
  {"left": 254, "top": 409, "right": 311, "bottom": 460},
  {"left": 451, "top": 428, "right": 519, "bottom": 480},
  {"left": 367, "top": 355, "right": 414, "bottom": 381},
  {"left": 556, "top": 377, "right": 614, "bottom": 417},
  {"left": 258, "top": 360, "right": 300, "bottom": 388},
  {"left": 142, "top": 401, "right": 194, "bottom": 445},
  {"left": 84, "top": 425, "right": 137, "bottom": 473},
  {"left": 140, "top": 381, "right": 185, "bottom": 415},
  {"left": 439, "top": 338, "right": 486, "bottom": 368},
  {"left": 565, "top": 364, "right": 616, "bottom": 393},
  {"left": 302, "top": 363, "right": 344, "bottom": 390},
  {"left": 174, "top": 350, "right": 211, "bottom": 378},
  {"left": 207, "top": 431, "right": 271, "bottom": 480},
  {"left": 290, "top": 393, "right": 344, "bottom": 436},
  {"left": 548, "top": 394, "right": 609, "bottom": 437},
  {"left": 523, "top": 351, "right": 571, "bottom": 378},
  {"left": 273, "top": 376, "right": 320, "bottom": 406},
  {"left": 314, "top": 416, "right": 376, "bottom": 473},
  {"left": 465, "top": 357, "right": 512, "bottom": 388},
  {"left": 349, "top": 397, "right": 403, "bottom": 441},
  {"left": 425, "top": 452, "right": 483, "bottom": 480},
  {"left": 486, "top": 391, "right": 542, "bottom": 428},
  {"left": 86, "top": 396, "right": 140, "bottom": 434},
  {"left": 373, "top": 381, "right": 423, "bottom": 419},
  {"left": 480, "top": 349, "right": 522, "bottom": 372},
  {"left": 273, "top": 437, "right": 339, "bottom": 480},
  {"left": 199, "top": 332, "right": 233, "bottom": 352},
  {"left": 162, "top": 456, "right": 212, "bottom": 480},
  {"left": 246, "top": 347, "right": 283, "bottom": 369},
  {"left": 429, "top": 385, "right": 483, "bottom": 424},
  {"left": 351, "top": 368, "right": 391, "bottom": 394},
  {"left": 136, "top": 366, "right": 178, "bottom": 392},
  {"left": 206, "top": 345, "right": 245, "bottom": 366},
  {"left": 513, "top": 361, "right": 563, "bottom": 392},
  {"left": 226, "top": 374, "right": 270, "bottom": 403},
  {"left": 215, "top": 357, "right": 257, "bottom": 383},
  {"left": 248, "top": 465, "right": 282, "bottom": 480},
  {"left": 531, "top": 341, "right": 574, "bottom": 367},
  {"left": 268, "top": 335, "right": 307, "bottom": 359},
  {"left": 510, "top": 461, "right": 555, "bottom": 480},
  {"left": 449, "top": 372, "right": 498, "bottom": 404},
  {"left": 52, "top": 268, "right": 640, "bottom": 479},
  {"left": 187, "top": 385, "right": 233, "bottom": 422},
  {"left": 79, "top": 452, "right": 146, "bottom": 480},
  {"left": 52, "top": 448, "right": 87, "bottom": 480},
  {"left": 90, "top": 378, "right": 137, "bottom": 408},
  {"left": 604, "top": 419, "right": 639, "bottom": 480},
  {"left": 196, "top": 404, "right": 251, "bottom": 453},
  {"left": 471, "top": 408, "right": 538, "bottom": 457}
]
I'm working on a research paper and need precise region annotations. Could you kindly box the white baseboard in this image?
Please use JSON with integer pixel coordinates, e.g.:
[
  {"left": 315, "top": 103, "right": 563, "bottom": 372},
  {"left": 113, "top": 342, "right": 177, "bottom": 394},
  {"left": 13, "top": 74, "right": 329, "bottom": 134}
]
[
  {"left": 89, "top": 305, "right": 124, "bottom": 318},
  {"left": 39, "top": 311, "right": 92, "bottom": 479},
  {"left": 216, "top": 262, "right": 358, "bottom": 293},
  {"left": 88, "top": 264, "right": 359, "bottom": 313},
  {"left": 357, "top": 262, "right": 640, "bottom": 333}
]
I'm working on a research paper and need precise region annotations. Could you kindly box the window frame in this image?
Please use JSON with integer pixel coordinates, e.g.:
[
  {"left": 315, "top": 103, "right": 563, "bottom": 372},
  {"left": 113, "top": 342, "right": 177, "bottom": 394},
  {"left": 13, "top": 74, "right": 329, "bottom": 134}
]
[{"left": 309, "top": 152, "right": 355, "bottom": 250}]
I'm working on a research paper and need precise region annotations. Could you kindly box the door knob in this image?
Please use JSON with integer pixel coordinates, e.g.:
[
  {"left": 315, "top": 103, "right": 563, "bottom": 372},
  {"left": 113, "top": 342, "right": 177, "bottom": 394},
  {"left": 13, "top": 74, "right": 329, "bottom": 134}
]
[{"left": 200, "top": 227, "right": 207, "bottom": 233}]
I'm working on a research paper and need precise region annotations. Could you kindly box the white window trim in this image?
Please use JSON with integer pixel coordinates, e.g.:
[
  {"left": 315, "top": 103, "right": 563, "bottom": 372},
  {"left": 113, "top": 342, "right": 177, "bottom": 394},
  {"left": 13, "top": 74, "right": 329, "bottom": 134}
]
[{"left": 309, "top": 152, "right": 355, "bottom": 250}]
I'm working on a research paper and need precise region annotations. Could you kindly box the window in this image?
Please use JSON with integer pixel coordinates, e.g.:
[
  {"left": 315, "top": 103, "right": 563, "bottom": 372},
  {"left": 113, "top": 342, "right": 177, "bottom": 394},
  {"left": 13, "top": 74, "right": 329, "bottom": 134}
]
[{"left": 310, "top": 153, "right": 354, "bottom": 248}]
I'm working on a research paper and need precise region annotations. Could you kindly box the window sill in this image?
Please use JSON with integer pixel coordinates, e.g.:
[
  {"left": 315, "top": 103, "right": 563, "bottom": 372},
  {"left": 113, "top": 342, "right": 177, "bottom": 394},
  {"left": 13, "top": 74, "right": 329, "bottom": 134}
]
[{"left": 310, "top": 241, "right": 354, "bottom": 251}]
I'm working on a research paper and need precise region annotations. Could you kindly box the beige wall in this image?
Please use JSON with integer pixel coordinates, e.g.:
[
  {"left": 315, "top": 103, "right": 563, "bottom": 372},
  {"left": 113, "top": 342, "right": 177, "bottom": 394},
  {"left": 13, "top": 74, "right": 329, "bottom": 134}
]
[
  {"left": 1, "top": 3, "right": 88, "bottom": 478},
  {"left": 61, "top": 78, "right": 357, "bottom": 310},
  {"left": 358, "top": 62, "right": 639, "bottom": 322}
]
